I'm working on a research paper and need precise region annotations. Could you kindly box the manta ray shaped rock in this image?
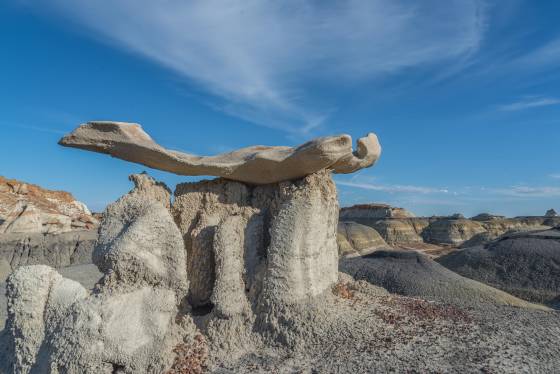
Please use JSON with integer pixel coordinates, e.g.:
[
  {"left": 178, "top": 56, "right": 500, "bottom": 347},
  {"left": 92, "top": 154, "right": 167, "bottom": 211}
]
[{"left": 59, "top": 121, "right": 381, "bottom": 184}]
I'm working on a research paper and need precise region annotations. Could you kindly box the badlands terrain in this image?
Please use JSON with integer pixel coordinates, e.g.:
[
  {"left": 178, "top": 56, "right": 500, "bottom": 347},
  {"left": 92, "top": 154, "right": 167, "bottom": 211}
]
[{"left": 0, "top": 123, "right": 559, "bottom": 373}]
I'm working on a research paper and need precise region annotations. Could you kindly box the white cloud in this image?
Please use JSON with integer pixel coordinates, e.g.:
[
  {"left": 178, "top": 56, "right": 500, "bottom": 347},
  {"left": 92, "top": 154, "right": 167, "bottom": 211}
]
[
  {"left": 489, "top": 186, "right": 560, "bottom": 198},
  {"left": 1, "top": 121, "right": 67, "bottom": 135},
  {"left": 37, "top": 0, "right": 487, "bottom": 134},
  {"left": 497, "top": 96, "right": 560, "bottom": 111},
  {"left": 513, "top": 37, "right": 560, "bottom": 69},
  {"left": 549, "top": 174, "right": 560, "bottom": 179},
  {"left": 336, "top": 181, "right": 449, "bottom": 194}
]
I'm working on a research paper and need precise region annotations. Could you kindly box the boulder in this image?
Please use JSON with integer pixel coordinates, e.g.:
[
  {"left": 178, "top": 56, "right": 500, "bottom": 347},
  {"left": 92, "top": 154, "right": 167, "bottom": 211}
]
[
  {"left": 337, "top": 221, "right": 388, "bottom": 256},
  {"left": 59, "top": 121, "right": 381, "bottom": 184},
  {"left": 422, "top": 218, "right": 486, "bottom": 245}
]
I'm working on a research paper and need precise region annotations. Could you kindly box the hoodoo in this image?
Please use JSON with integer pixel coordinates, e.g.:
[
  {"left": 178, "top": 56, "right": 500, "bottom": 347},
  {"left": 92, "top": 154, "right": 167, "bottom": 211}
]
[{"left": 2, "top": 123, "right": 380, "bottom": 373}]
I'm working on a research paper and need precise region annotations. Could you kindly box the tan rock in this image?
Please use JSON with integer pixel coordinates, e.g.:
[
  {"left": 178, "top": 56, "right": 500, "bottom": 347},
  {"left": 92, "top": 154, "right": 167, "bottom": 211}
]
[
  {"left": 0, "top": 176, "right": 98, "bottom": 234},
  {"left": 339, "top": 203, "right": 414, "bottom": 220},
  {"left": 127, "top": 172, "right": 172, "bottom": 210},
  {"left": 337, "top": 221, "right": 388, "bottom": 256},
  {"left": 370, "top": 219, "right": 424, "bottom": 245},
  {"left": 59, "top": 121, "right": 381, "bottom": 184},
  {"left": 423, "top": 218, "right": 486, "bottom": 245}
]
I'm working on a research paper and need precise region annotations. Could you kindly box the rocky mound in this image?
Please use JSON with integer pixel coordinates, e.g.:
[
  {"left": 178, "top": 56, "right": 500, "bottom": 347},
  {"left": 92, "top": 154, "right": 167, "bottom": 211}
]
[
  {"left": 340, "top": 203, "right": 415, "bottom": 220},
  {"left": 471, "top": 213, "right": 505, "bottom": 221},
  {"left": 368, "top": 219, "right": 423, "bottom": 245},
  {"left": 337, "top": 221, "right": 388, "bottom": 256},
  {"left": 340, "top": 250, "right": 544, "bottom": 309},
  {"left": 0, "top": 176, "right": 97, "bottom": 234},
  {"left": 459, "top": 231, "right": 498, "bottom": 248},
  {"left": 438, "top": 228, "right": 560, "bottom": 304},
  {"left": 422, "top": 218, "right": 486, "bottom": 245}
]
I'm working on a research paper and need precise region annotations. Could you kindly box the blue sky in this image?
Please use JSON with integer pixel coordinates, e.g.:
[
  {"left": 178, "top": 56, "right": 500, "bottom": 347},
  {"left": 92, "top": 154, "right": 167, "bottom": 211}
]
[{"left": 1, "top": 1, "right": 559, "bottom": 217}]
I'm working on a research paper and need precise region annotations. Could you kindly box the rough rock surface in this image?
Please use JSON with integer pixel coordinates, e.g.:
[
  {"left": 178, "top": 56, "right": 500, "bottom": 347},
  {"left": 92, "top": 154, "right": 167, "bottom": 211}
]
[
  {"left": 370, "top": 219, "right": 424, "bottom": 245},
  {"left": 172, "top": 170, "right": 339, "bottom": 311},
  {"left": 340, "top": 250, "right": 546, "bottom": 310},
  {"left": 2, "top": 170, "right": 341, "bottom": 372},
  {"left": 471, "top": 213, "right": 506, "bottom": 221},
  {"left": 127, "top": 172, "right": 172, "bottom": 209},
  {"left": 438, "top": 228, "right": 560, "bottom": 304},
  {"left": 59, "top": 121, "right": 381, "bottom": 184},
  {"left": 0, "top": 176, "right": 97, "bottom": 234},
  {"left": 340, "top": 203, "right": 415, "bottom": 220},
  {"left": 337, "top": 221, "right": 388, "bottom": 256},
  {"left": 0, "top": 230, "right": 97, "bottom": 281},
  {"left": 1, "top": 177, "right": 192, "bottom": 373},
  {"left": 422, "top": 218, "right": 486, "bottom": 245}
]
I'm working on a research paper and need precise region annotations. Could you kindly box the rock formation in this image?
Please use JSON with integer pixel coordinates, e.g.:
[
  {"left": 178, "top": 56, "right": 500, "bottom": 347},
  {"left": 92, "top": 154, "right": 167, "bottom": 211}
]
[
  {"left": 339, "top": 203, "right": 415, "bottom": 220},
  {"left": 0, "top": 231, "right": 97, "bottom": 282},
  {"left": 340, "top": 250, "right": 546, "bottom": 310},
  {"left": 3, "top": 175, "right": 193, "bottom": 373},
  {"left": 471, "top": 213, "right": 505, "bottom": 221},
  {"left": 337, "top": 221, "right": 388, "bottom": 257},
  {"left": 370, "top": 219, "right": 424, "bottom": 245},
  {"left": 438, "top": 227, "right": 560, "bottom": 304},
  {"left": 0, "top": 177, "right": 100, "bottom": 281},
  {"left": 0, "top": 176, "right": 97, "bottom": 234},
  {"left": 59, "top": 121, "right": 381, "bottom": 184},
  {"left": 422, "top": 218, "right": 486, "bottom": 245},
  {"left": 3, "top": 159, "right": 343, "bottom": 372}
]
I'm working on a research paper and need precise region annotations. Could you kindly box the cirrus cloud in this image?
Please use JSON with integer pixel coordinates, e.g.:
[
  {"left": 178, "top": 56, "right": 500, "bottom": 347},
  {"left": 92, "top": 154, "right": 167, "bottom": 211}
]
[{"left": 33, "top": 0, "right": 487, "bottom": 134}]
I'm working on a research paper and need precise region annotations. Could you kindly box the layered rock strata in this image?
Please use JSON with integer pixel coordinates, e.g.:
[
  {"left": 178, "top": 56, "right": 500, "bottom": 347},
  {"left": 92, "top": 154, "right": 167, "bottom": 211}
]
[
  {"left": 337, "top": 221, "right": 388, "bottom": 257},
  {"left": 0, "top": 176, "right": 97, "bottom": 234}
]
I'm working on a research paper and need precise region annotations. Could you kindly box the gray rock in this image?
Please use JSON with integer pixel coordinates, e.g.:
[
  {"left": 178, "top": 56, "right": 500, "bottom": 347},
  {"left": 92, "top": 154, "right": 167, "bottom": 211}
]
[
  {"left": 438, "top": 227, "right": 560, "bottom": 304},
  {"left": 2, "top": 177, "right": 193, "bottom": 373},
  {"left": 94, "top": 194, "right": 188, "bottom": 298},
  {"left": 0, "top": 230, "right": 97, "bottom": 272},
  {"left": 337, "top": 221, "right": 389, "bottom": 256},
  {"left": 341, "top": 250, "right": 545, "bottom": 309},
  {"left": 422, "top": 219, "right": 486, "bottom": 245}
]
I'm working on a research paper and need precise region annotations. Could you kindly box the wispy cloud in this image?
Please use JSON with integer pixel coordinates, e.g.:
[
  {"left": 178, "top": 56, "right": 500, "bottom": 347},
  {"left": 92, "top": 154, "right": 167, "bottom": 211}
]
[
  {"left": 1, "top": 122, "right": 67, "bottom": 135},
  {"left": 490, "top": 186, "right": 560, "bottom": 197},
  {"left": 512, "top": 37, "right": 560, "bottom": 70},
  {"left": 549, "top": 173, "right": 560, "bottom": 179},
  {"left": 36, "top": 0, "right": 487, "bottom": 134},
  {"left": 497, "top": 96, "right": 560, "bottom": 111},
  {"left": 337, "top": 180, "right": 449, "bottom": 194}
]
